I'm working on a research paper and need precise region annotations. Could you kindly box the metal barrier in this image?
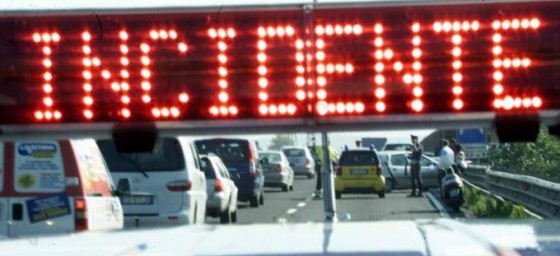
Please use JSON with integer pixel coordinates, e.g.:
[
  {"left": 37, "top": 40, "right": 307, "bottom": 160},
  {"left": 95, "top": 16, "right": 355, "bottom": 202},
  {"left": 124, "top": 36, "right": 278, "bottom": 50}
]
[{"left": 464, "top": 165, "right": 560, "bottom": 218}]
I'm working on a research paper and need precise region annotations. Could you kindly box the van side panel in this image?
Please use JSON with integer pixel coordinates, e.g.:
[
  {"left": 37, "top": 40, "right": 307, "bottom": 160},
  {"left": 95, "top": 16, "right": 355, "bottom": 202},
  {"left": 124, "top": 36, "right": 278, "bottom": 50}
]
[
  {"left": 8, "top": 141, "right": 75, "bottom": 237},
  {"left": 179, "top": 137, "right": 206, "bottom": 223}
]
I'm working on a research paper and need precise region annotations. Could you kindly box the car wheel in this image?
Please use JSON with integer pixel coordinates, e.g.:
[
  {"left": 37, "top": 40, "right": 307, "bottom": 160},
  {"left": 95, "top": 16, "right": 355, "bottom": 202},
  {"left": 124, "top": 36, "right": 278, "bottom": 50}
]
[
  {"left": 289, "top": 184, "right": 294, "bottom": 191},
  {"left": 378, "top": 191, "right": 386, "bottom": 198},
  {"left": 259, "top": 191, "right": 265, "bottom": 205},
  {"left": 282, "top": 184, "right": 289, "bottom": 192},
  {"left": 250, "top": 195, "right": 259, "bottom": 208},
  {"left": 220, "top": 207, "right": 232, "bottom": 224},
  {"left": 231, "top": 210, "right": 237, "bottom": 223},
  {"left": 385, "top": 179, "right": 394, "bottom": 193},
  {"left": 307, "top": 173, "right": 314, "bottom": 179},
  {"left": 335, "top": 191, "right": 342, "bottom": 199}
]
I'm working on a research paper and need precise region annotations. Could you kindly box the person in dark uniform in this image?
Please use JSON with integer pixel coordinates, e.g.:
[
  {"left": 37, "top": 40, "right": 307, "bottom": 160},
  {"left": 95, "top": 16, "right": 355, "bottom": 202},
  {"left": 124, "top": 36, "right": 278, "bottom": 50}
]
[{"left": 409, "top": 135, "right": 424, "bottom": 197}]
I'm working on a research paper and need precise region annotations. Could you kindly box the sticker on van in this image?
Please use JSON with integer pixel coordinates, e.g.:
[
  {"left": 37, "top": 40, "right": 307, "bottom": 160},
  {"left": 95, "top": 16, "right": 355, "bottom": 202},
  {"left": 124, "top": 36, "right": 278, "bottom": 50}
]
[
  {"left": 15, "top": 142, "right": 64, "bottom": 192},
  {"left": 26, "top": 193, "right": 71, "bottom": 223}
]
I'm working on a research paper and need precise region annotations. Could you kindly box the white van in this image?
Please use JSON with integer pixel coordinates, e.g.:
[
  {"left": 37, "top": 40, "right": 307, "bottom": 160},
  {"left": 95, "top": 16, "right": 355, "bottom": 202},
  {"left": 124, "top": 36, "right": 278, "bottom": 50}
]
[
  {"left": 0, "top": 139, "right": 124, "bottom": 238},
  {"left": 97, "top": 137, "right": 207, "bottom": 228}
]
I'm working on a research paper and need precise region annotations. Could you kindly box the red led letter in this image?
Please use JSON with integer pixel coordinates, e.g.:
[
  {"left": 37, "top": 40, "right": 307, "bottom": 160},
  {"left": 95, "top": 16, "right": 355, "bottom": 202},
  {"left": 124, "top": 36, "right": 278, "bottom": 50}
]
[
  {"left": 141, "top": 28, "right": 189, "bottom": 119},
  {"left": 208, "top": 28, "right": 238, "bottom": 117},
  {"left": 314, "top": 24, "right": 364, "bottom": 116},
  {"left": 433, "top": 20, "right": 480, "bottom": 110},
  {"left": 372, "top": 23, "right": 424, "bottom": 113},
  {"left": 491, "top": 18, "right": 542, "bottom": 110},
  {"left": 32, "top": 31, "right": 62, "bottom": 121},
  {"left": 80, "top": 30, "right": 132, "bottom": 119},
  {"left": 256, "top": 25, "right": 298, "bottom": 116}
]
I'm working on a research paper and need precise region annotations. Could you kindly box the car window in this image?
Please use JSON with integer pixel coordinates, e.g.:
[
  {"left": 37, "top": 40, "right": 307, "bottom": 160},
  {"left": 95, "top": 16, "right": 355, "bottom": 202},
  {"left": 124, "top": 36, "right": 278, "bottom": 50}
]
[
  {"left": 339, "top": 151, "right": 379, "bottom": 166},
  {"left": 260, "top": 153, "right": 282, "bottom": 163},
  {"left": 420, "top": 156, "right": 432, "bottom": 166},
  {"left": 391, "top": 154, "right": 408, "bottom": 166},
  {"left": 283, "top": 148, "right": 305, "bottom": 157},
  {"left": 200, "top": 157, "right": 216, "bottom": 179},
  {"left": 196, "top": 140, "right": 249, "bottom": 162}
]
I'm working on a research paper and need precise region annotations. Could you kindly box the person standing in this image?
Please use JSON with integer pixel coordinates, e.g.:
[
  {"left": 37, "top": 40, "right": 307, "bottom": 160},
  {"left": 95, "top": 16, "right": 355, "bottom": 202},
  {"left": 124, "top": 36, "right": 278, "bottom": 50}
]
[
  {"left": 449, "top": 138, "right": 463, "bottom": 155},
  {"left": 409, "top": 135, "right": 424, "bottom": 197},
  {"left": 438, "top": 139, "right": 455, "bottom": 188},
  {"left": 311, "top": 138, "right": 338, "bottom": 198}
]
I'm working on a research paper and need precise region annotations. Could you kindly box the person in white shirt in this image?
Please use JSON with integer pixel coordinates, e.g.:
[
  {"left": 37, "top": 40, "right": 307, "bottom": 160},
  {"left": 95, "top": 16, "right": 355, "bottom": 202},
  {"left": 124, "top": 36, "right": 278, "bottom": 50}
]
[{"left": 438, "top": 139, "right": 455, "bottom": 187}]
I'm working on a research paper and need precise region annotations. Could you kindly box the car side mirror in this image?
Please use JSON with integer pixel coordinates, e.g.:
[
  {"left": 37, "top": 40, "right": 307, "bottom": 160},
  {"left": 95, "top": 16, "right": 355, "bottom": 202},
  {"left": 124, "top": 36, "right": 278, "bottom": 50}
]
[
  {"left": 382, "top": 161, "right": 389, "bottom": 167},
  {"left": 116, "top": 178, "right": 132, "bottom": 196}
]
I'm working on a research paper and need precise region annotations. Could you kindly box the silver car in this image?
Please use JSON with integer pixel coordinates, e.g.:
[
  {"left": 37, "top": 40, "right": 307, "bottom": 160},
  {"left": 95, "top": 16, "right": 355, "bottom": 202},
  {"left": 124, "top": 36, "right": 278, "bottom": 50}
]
[
  {"left": 378, "top": 151, "right": 439, "bottom": 192},
  {"left": 282, "top": 146, "right": 315, "bottom": 179},
  {"left": 200, "top": 154, "right": 239, "bottom": 224},
  {"left": 259, "top": 151, "right": 295, "bottom": 192}
]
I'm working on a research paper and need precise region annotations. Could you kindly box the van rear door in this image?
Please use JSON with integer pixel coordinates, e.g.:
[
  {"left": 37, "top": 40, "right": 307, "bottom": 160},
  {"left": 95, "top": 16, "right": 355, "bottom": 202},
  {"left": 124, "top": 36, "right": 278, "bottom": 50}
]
[
  {"left": 8, "top": 141, "right": 74, "bottom": 237},
  {"left": 71, "top": 139, "right": 123, "bottom": 231},
  {"left": 97, "top": 138, "right": 188, "bottom": 216}
]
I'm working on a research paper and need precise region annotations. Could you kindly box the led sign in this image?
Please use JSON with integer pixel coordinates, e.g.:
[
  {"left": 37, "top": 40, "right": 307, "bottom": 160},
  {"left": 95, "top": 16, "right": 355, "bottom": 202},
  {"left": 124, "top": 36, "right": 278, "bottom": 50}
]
[{"left": 0, "top": 1, "right": 559, "bottom": 124}]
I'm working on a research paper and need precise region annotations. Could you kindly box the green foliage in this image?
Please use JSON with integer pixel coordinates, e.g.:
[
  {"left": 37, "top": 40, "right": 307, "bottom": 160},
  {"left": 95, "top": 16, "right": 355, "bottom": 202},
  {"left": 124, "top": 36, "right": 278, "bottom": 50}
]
[
  {"left": 463, "top": 186, "right": 528, "bottom": 219},
  {"left": 488, "top": 128, "right": 560, "bottom": 183},
  {"left": 268, "top": 134, "right": 295, "bottom": 150}
]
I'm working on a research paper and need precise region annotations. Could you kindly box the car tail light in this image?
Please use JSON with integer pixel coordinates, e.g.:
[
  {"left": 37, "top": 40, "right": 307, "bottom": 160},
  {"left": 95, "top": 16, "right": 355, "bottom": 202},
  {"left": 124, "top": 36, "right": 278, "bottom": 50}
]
[
  {"left": 215, "top": 179, "right": 224, "bottom": 192},
  {"left": 336, "top": 165, "right": 342, "bottom": 176},
  {"left": 275, "top": 164, "right": 283, "bottom": 172},
  {"left": 376, "top": 164, "right": 382, "bottom": 176},
  {"left": 249, "top": 144, "right": 257, "bottom": 177},
  {"left": 306, "top": 158, "right": 312, "bottom": 165},
  {"left": 74, "top": 198, "right": 88, "bottom": 232},
  {"left": 167, "top": 180, "right": 192, "bottom": 191}
]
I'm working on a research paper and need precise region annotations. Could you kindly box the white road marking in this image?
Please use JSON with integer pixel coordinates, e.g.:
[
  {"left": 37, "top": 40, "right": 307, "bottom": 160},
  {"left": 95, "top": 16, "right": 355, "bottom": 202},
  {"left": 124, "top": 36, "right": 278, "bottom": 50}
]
[
  {"left": 297, "top": 202, "right": 306, "bottom": 207},
  {"left": 287, "top": 208, "right": 298, "bottom": 214}
]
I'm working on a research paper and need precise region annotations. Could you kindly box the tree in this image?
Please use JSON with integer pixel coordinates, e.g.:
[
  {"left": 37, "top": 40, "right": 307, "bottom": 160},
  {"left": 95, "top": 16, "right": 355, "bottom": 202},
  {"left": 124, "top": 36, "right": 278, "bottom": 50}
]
[
  {"left": 488, "top": 128, "right": 560, "bottom": 182},
  {"left": 268, "top": 134, "right": 295, "bottom": 150}
]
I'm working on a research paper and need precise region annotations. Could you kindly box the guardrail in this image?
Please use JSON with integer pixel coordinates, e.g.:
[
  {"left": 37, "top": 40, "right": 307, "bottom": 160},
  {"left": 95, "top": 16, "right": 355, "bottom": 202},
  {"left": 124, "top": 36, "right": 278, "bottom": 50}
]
[{"left": 463, "top": 165, "right": 560, "bottom": 218}]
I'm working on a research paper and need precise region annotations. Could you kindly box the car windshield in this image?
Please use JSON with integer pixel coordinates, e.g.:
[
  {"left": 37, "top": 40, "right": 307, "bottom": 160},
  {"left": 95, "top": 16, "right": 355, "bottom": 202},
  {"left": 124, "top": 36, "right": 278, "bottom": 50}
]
[
  {"left": 2, "top": 0, "right": 560, "bottom": 254},
  {"left": 97, "top": 138, "right": 185, "bottom": 172},
  {"left": 340, "top": 151, "right": 379, "bottom": 166},
  {"left": 195, "top": 140, "right": 249, "bottom": 163},
  {"left": 260, "top": 152, "right": 282, "bottom": 163}
]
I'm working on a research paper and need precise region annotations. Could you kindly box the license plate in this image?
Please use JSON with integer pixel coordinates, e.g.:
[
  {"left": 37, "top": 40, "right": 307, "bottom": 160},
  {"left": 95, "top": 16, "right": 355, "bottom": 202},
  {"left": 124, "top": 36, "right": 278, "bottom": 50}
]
[
  {"left": 351, "top": 169, "right": 368, "bottom": 175},
  {"left": 449, "top": 189, "right": 460, "bottom": 197},
  {"left": 120, "top": 195, "right": 154, "bottom": 205}
]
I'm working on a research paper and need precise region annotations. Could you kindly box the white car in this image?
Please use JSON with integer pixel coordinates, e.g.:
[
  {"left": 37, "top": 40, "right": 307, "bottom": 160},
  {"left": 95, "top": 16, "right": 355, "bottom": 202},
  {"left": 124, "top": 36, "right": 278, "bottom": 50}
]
[
  {"left": 378, "top": 151, "right": 440, "bottom": 192},
  {"left": 97, "top": 137, "right": 207, "bottom": 228},
  {"left": 200, "top": 154, "right": 238, "bottom": 224}
]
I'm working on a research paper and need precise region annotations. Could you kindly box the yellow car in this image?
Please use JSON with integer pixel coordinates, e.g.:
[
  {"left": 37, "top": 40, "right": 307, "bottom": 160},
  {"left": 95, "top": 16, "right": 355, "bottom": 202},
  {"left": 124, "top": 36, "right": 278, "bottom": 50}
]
[{"left": 335, "top": 149, "right": 386, "bottom": 199}]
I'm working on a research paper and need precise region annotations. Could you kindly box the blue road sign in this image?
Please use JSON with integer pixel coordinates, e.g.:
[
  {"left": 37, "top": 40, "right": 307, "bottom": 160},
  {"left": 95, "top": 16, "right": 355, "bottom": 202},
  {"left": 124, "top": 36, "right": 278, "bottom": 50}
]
[{"left": 457, "top": 129, "right": 487, "bottom": 144}]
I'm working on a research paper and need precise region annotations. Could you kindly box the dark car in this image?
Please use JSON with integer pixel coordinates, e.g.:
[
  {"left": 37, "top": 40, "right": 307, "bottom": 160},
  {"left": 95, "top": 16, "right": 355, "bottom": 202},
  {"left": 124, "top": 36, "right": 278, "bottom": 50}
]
[{"left": 195, "top": 138, "right": 265, "bottom": 208}]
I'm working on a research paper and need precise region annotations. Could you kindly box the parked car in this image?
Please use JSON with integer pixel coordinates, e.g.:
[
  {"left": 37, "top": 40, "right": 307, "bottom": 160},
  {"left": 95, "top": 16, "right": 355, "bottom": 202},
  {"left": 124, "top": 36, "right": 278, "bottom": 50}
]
[
  {"left": 282, "top": 146, "right": 315, "bottom": 179},
  {"left": 259, "top": 150, "right": 295, "bottom": 192},
  {"left": 335, "top": 149, "right": 386, "bottom": 199},
  {"left": 97, "top": 137, "right": 207, "bottom": 228},
  {"left": 1, "top": 139, "right": 123, "bottom": 238},
  {"left": 378, "top": 151, "right": 440, "bottom": 192},
  {"left": 195, "top": 138, "right": 265, "bottom": 208},
  {"left": 200, "top": 154, "right": 238, "bottom": 224}
]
